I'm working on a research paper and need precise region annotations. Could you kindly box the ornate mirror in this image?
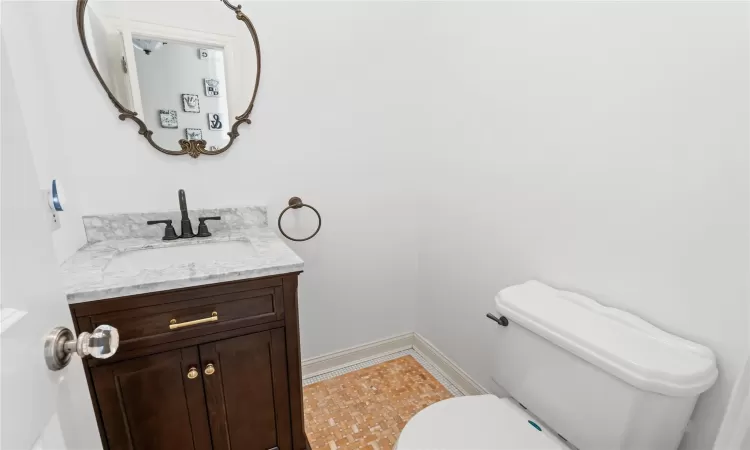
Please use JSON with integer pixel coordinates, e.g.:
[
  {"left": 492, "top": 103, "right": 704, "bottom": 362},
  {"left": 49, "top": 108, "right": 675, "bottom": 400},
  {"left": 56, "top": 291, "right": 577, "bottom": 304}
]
[{"left": 76, "top": 0, "right": 260, "bottom": 158}]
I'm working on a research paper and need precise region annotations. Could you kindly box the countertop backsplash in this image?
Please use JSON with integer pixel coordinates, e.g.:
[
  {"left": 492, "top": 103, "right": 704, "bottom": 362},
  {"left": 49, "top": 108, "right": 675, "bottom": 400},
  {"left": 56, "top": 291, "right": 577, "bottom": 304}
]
[{"left": 82, "top": 206, "right": 268, "bottom": 243}]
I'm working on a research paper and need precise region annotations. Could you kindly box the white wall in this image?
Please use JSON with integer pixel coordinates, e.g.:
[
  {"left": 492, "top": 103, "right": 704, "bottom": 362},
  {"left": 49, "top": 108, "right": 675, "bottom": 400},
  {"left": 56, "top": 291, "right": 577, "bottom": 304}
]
[
  {"left": 414, "top": 3, "right": 749, "bottom": 450},
  {"left": 2, "top": 2, "right": 90, "bottom": 263},
  {"left": 2, "top": 0, "right": 423, "bottom": 360}
]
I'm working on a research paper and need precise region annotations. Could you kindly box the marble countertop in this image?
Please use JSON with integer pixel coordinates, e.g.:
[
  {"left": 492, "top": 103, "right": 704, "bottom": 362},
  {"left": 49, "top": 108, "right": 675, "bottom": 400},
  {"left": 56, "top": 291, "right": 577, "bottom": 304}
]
[{"left": 61, "top": 227, "right": 304, "bottom": 304}]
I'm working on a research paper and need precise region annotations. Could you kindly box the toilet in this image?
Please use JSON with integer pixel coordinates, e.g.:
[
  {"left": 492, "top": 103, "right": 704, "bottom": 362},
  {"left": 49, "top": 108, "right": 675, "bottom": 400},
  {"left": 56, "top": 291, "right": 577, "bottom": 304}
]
[{"left": 397, "top": 281, "right": 719, "bottom": 450}]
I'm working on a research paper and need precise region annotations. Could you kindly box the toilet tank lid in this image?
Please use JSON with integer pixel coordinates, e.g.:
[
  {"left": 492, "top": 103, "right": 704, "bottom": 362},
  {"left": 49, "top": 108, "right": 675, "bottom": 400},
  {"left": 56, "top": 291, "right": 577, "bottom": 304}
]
[{"left": 495, "top": 281, "right": 718, "bottom": 397}]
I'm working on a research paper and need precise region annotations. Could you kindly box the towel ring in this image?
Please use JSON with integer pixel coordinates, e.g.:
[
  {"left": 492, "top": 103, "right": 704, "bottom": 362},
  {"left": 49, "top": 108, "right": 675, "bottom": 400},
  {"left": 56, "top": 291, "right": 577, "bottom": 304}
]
[{"left": 278, "top": 197, "right": 322, "bottom": 242}]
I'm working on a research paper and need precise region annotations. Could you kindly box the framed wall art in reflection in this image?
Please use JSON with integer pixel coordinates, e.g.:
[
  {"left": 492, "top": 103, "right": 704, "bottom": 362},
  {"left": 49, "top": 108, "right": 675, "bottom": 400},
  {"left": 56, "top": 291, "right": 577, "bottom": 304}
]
[
  {"left": 159, "top": 110, "right": 178, "bottom": 128},
  {"left": 185, "top": 128, "right": 203, "bottom": 140},
  {"left": 182, "top": 94, "right": 200, "bottom": 113},
  {"left": 207, "top": 113, "right": 225, "bottom": 130},
  {"left": 204, "top": 78, "right": 221, "bottom": 97}
]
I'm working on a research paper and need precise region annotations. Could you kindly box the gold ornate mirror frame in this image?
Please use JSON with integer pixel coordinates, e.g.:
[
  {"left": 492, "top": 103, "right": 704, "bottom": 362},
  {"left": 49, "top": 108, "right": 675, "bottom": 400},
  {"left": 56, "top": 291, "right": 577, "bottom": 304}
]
[{"left": 76, "top": 0, "right": 261, "bottom": 158}]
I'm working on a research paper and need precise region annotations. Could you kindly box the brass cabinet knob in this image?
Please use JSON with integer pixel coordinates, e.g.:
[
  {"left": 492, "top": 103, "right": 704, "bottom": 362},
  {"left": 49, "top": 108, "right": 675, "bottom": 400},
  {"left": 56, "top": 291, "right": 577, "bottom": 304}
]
[
  {"left": 204, "top": 363, "right": 216, "bottom": 376},
  {"left": 187, "top": 367, "right": 199, "bottom": 379}
]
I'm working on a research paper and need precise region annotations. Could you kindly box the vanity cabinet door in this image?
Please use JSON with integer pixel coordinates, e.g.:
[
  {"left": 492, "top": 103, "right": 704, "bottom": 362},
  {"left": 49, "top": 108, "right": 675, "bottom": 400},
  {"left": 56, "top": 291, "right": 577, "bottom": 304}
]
[
  {"left": 90, "top": 348, "right": 212, "bottom": 450},
  {"left": 200, "top": 329, "right": 292, "bottom": 450}
]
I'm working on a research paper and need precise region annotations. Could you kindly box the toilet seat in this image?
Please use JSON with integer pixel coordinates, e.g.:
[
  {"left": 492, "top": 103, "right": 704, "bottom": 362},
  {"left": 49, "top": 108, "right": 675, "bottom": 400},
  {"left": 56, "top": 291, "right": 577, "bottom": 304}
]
[{"left": 396, "top": 395, "right": 569, "bottom": 450}]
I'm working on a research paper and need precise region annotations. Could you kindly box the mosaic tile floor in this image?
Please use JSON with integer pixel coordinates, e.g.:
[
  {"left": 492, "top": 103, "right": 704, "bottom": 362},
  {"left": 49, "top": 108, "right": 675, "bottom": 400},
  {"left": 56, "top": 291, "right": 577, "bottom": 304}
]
[{"left": 303, "top": 353, "right": 456, "bottom": 450}]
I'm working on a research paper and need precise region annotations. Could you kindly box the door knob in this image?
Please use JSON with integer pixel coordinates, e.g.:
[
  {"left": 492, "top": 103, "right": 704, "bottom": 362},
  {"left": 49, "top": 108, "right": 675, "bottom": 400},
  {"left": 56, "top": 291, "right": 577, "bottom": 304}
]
[
  {"left": 187, "top": 367, "right": 199, "bottom": 379},
  {"left": 44, "top": 324, "right": 120, "bottom": 371},
  {"left": 204, "top": 363, "right": 215, "bottom": 376}
]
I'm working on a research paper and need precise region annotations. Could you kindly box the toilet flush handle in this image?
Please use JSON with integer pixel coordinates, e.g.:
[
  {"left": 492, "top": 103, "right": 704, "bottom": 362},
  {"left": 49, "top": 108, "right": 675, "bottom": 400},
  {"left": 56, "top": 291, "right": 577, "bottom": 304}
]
[{"left": 486, "top": 313, "right": 509, "bottom": 327}]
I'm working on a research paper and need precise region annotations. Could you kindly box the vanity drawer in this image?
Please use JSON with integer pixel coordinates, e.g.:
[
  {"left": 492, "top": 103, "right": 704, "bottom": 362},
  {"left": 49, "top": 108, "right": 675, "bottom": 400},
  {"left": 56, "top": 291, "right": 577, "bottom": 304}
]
[{"left": 83, "top": 285, "right": 285, "bottom": 351}]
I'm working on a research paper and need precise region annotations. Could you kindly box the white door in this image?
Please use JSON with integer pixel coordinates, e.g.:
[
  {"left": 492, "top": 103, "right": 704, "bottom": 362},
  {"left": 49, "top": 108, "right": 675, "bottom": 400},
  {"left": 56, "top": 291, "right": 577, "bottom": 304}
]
[
  {"left": 714, "top": 356, "right": 750, "bottom": 450},
  {"left": 118, "top": 30, "right": 138, "bottom": 113},
  {"left": 1, "top": 36, "right": 104, "bottom": 450}
]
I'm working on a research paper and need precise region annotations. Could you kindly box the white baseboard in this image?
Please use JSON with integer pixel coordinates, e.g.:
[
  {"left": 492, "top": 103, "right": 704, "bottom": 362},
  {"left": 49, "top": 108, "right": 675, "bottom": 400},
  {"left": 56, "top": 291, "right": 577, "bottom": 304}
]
[
  {"left": 412, "top": 333, "right": 488, "bottom": 396},
  {"left": 301, "top": 332, "right": 414, "bottom": 378},
  {"left": 301, "top": 331, "right": 488, "bottom": 396}
]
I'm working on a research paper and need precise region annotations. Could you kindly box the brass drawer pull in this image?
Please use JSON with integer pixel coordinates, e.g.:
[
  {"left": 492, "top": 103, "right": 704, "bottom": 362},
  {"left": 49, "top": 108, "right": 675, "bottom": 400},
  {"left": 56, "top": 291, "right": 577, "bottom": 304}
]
[
  {"left": 187, "top": 367, "right": 199, "bottom": 379},
  {"left": 169, "top": 311, "right": 218, "bottom": 330},
  {"left": 204, "top": 363, "right": 216, "bottom": 376}
]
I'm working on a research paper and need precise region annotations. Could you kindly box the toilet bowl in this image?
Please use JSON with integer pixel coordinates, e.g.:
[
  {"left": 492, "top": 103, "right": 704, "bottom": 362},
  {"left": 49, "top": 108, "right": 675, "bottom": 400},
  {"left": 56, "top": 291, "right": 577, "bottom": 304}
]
[
  {"left": 396, "top": 281, "right": 718, "bottom": 450},
  {"left": 396, "top": 395, "right": 569, "bottom": 450}
]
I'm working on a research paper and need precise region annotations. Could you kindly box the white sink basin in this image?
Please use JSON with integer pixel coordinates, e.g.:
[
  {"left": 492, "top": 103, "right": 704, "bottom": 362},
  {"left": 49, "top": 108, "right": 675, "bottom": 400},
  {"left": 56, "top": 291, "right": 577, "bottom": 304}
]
[{"left": 105, "top": 240, "right": 255, "bottom": 273}]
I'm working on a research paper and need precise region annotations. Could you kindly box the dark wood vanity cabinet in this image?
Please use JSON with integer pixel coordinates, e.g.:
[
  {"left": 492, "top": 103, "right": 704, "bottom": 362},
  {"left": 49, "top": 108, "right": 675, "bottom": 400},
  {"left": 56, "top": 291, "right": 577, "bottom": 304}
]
[
  {"left": 89, "top": 348, "right": 213, "bottom": 450},
  {"left": 200, "top": 330, "right": 292, "bottom": 450},
  {"left": 70, "top": 273, "right": 307, "bottom": 450}
]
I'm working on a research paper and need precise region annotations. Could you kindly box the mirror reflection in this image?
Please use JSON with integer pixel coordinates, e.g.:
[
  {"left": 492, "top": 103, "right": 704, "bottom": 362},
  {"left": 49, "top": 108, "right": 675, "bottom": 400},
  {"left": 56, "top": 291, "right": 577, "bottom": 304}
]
[
  {"left": 80, "top": 1, "right": 260, "bottom": 156},
  {"left": 133, "top": 39, "right": 230, "bottom": 150}
]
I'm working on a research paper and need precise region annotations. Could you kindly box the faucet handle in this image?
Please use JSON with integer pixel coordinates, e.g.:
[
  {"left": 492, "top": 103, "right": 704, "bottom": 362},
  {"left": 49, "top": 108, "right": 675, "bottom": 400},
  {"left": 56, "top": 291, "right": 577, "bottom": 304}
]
[
  {"left": 147, "top": 219, "right": 179, "bottom": 241},
  {"left": 197, "top": 216, "right": 221, "bottom": 237}
]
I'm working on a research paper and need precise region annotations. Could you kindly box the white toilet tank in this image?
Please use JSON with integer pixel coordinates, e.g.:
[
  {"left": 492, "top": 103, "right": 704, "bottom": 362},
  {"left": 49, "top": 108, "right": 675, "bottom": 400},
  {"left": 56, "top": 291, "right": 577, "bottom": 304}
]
[{"left": 492, "top": 281, "right": 718, "bottom": 450}]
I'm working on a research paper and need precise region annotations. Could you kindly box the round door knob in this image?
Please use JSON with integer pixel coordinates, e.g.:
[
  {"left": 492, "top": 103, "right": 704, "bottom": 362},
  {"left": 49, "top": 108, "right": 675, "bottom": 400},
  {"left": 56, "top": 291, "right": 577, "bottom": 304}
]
[
  {"left": 204, "top": 363, "right": 215, "bottom": 376},
  {"left": 187, "top": 367, "right": 199, "bottom": 379},
  {"left": 82, "top": 325, "right": 120, "bottom": 358},
  {"left": 44, "top": 324, "right": 120, "bottom": 371}
]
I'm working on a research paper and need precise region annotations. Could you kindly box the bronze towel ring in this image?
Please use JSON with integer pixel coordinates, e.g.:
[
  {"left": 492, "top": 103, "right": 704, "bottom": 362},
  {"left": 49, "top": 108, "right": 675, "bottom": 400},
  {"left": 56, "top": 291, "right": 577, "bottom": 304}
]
[{"left": 278, "top": 197, "right": 321, "bottom": 242}]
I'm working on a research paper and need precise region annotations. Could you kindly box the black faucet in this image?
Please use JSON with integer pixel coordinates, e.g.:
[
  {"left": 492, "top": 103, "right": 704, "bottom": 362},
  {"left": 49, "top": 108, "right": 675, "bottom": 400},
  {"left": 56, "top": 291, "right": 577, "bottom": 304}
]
[
  {"left": 145, "top": 219, "right": 179, "bottom": 240},
  {"left": 146, "top": 189, "right": 221, "bottom": 240},
  {"left": 178, "top": 189, "right": 195, "bottom": 238}
]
